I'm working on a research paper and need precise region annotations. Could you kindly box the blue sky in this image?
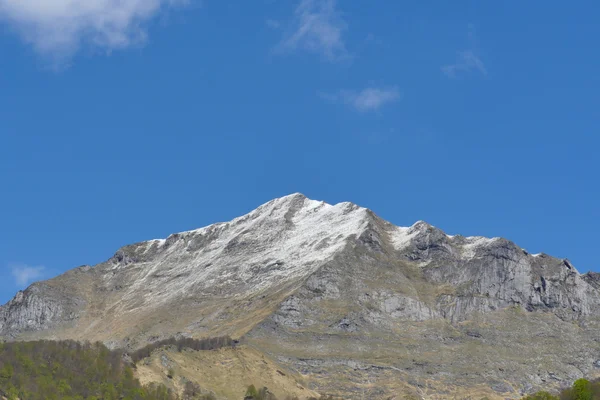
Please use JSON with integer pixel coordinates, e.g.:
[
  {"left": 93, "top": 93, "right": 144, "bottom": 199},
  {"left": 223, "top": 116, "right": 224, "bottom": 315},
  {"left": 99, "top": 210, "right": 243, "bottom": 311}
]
[{"left": 0, "top": 1, "right": 598, "bottom": 304}]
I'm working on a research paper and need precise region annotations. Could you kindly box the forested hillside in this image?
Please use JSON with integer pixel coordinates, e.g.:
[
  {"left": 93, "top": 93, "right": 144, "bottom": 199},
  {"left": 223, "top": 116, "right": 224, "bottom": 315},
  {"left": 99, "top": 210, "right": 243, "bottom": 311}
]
[{"left": 0, "top": 340, "right": 175, "bottom": 400}]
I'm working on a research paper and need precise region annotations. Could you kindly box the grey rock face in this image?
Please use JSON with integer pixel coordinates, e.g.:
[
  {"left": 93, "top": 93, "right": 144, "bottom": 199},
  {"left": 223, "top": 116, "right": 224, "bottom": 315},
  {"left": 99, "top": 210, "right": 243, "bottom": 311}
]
[
  {"left": 247, "top": 216, "right": 600, "bottom": 397},
  {"left": 0, "top": 283, "right": 84, "bottom": 337},
  {"left": 1, "top": 193, "right": 599, "bottom": 398},
  {"left": 583, "top": 272, "right": 600, "bottom": 289}
]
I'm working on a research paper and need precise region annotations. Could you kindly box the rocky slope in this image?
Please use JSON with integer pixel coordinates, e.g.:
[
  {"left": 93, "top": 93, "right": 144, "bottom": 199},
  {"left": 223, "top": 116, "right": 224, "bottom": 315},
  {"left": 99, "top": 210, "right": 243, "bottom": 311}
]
[{"left": 1, "top": 193, "right": 599, "bottom": 399}]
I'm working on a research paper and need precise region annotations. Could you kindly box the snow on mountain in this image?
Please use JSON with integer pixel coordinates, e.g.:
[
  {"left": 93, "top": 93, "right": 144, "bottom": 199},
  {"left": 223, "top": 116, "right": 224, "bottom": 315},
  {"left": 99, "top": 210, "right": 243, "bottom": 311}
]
[{"left": 109, "top": 194, "right": 373, "bottom": 306}]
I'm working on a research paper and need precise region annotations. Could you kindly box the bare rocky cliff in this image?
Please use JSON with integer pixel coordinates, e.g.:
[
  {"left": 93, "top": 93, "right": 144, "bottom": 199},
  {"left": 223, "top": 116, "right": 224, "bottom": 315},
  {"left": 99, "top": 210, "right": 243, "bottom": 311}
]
[{"left": 1, "top": 193, "right": 599, "bottom": 399}]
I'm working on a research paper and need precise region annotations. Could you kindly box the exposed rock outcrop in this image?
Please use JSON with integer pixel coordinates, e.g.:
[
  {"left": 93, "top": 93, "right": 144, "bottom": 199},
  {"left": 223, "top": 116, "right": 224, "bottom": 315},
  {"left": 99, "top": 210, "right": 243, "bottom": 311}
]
[{"left": 0, "top": 283, "right": 84, "bottom": 337}]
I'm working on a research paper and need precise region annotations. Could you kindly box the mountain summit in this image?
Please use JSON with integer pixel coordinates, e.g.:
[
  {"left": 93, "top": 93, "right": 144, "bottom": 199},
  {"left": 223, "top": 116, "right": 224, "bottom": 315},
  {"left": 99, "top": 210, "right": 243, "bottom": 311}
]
[{"left": 1, "top": 194, "right": 599, "bottom": 399}]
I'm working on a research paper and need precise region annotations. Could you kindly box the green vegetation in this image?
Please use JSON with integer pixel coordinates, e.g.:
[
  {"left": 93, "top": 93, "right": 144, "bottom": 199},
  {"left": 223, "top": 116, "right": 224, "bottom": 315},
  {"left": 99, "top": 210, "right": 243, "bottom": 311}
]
[
  {"left": 523, "top": 378, "right": 600, "bottom": 400},
  {"left": 0, "top": 340, "right": 176, "bottom": 400},
  {"left": 571, "top": 379, "right": 594, "bottom": 400},
  {"left": 245, "top": 385, "right": 260, "bottom": 399},
  {"left": 522, "top": 391, "right": 558, "bottom": 400}
]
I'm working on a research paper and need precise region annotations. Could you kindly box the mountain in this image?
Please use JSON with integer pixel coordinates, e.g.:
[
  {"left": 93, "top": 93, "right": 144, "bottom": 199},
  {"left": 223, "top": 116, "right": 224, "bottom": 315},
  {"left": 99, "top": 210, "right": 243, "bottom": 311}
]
[{"left": 1, "top": 193, "right": 600, "bottom": 399}]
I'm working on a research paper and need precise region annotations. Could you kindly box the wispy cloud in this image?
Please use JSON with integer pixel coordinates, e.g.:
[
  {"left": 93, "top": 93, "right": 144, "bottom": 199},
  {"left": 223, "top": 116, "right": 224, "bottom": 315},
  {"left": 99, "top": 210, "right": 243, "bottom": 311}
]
[
  {"left": 266, "top": 19, "right": 281, "bottom": 29},
  {"left": 442, "top": 25, "right": 487, "bottom": 78},
  {"left": 10, "top": 264, "right": 47, "bottom": 287},
  {"left": 442, "top": 50, "right": 487, "bottom": 78},
  {"left": 279, "top": 0, "right": 348, "bottom": 61},
  {"left": 321, "top": 87, "right": 401, "bottom": 113},
  {"left": 0, "top": 0, "right": 189, "bottom": 60}
]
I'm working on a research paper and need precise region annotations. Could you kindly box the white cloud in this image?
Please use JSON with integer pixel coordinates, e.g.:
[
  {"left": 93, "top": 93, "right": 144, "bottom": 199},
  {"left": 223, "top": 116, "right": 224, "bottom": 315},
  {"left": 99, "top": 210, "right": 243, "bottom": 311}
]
[
  {"left": 442, "top": 24, "right": 487, "bottom": 78},
  {"left": 0, "top": 0, "right": 188, "bottom": 58},
  {"left": 280, "top": 0, "right": 348, "bottom": 61},
  {"left": 321, "top": 87, "right": 401, "bottom": 112},
  {"left": 442, "top": 50, "right": 487, "bottom": 78},
  {"left": 10, "top": 264, "right": 46, "bottom": 287}
]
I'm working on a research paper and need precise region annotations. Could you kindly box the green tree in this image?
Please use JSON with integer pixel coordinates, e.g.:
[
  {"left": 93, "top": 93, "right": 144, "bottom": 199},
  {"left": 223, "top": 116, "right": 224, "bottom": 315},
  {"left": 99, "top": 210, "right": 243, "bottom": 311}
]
[
  {"left": 6, "top": 385, "right": 20, "bottom": 400},
  {"left": 245, "top": 384, "right": 259, "bottom": 399},
  {"left": 523, "top": 391, "right": 559, "bottom": 400},
  {"left": 573, "top": 379, "right": 592, "bottom": 400},
  {"left": 58, "top": 379, "right": 73, "bottom": 396},
  {"left": 101, "top": 382, "right": 118, "bottom": 400},
  {"left": 0, "top": 363, "right": 13, "bottom": 382}
]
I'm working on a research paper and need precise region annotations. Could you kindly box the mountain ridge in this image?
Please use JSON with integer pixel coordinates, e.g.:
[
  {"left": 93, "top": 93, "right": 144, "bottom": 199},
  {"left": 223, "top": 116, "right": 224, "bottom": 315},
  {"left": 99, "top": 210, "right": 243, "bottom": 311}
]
[{"left": 1, "top": 193, "right": 599, "bottom": 399}]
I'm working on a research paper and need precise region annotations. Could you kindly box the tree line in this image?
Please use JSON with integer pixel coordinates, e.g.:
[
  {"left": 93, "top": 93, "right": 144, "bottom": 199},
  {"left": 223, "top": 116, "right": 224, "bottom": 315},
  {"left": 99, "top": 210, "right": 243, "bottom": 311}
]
[{"left": 129, "top": 336, "right": 236, "bottom": 364}]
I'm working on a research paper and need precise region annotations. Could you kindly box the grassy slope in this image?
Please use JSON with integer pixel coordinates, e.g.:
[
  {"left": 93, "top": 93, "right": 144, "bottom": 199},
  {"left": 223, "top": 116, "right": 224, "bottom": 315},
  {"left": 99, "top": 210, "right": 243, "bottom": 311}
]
[{"left": 135, "top": 345, "right": 319, "bottom": 400}]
